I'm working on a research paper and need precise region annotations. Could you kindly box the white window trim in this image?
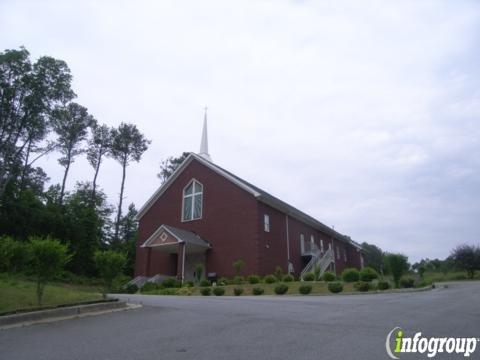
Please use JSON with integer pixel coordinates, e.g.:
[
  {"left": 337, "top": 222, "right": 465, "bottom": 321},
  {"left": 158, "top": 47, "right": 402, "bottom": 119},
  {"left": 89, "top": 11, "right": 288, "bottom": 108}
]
[
  {"left": 264, "top": 214, "right": 270, "bottom": 232},
  {"left": 300, "top": 233, "right": 305, "bottom": 253},
  {"left": 181, "top": 178, "right": 203, "bottom": 222}
]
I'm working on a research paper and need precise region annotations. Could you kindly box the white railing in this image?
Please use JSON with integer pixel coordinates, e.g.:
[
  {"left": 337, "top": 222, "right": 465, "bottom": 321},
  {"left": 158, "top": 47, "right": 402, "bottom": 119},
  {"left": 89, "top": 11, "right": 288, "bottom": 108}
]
[{"left": 300, "top": 248, "right": 334, "bottom": 280}]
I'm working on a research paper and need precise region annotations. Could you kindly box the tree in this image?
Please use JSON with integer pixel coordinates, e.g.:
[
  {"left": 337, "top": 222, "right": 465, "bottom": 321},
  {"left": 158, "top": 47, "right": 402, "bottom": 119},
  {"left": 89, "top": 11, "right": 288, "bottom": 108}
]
[
  {"left": 51, "top": 102, "right": 94, "bottom": 204},
  {"left": 384, "top": 253, "right": 409, "bottom": 288},
  {"left": 110, "top": 123, "right": 150, "bottom": 242},
  {"left": 232, "top": 259, "right": 245, "bottom": 276},
  {"left": 0, "top": 47, "right": 74, "bottom": 198},
  {"left": 29, "top": 237, "right": 70, "bottom": 305},
  {"left": 157, "top": 152, "right": 189, "bottom": 183},
  {"left": 361, "top": 242, "right": 384, "bottom": 274},
  {"left": 87, "top": 122, "right": 112, "bottom": 201},
  {"left": 0, "top": 236, "right": 30, "bottom": 273},
  {"left": 94, "top": 250, "right": 126, "bottom": 298},
  {"left": 451, "top": 244, "right": 480, "bottom": 279},
  {"left": 116, "top": 203, "right": 138, "bottom": 276}
]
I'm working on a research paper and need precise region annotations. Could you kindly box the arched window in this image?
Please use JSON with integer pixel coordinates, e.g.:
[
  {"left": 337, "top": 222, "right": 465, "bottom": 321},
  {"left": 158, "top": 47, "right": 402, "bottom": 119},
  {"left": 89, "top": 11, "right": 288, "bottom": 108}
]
[{"left": 182, "top": 179, "right": 203, "bottom": 221}]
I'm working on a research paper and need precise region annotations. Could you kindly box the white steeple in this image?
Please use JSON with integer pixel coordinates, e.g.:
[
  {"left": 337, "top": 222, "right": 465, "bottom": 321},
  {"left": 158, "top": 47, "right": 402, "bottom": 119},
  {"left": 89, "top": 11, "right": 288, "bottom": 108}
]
[{"left": 199, "top": 107, "right": 212, "bottom": 162}]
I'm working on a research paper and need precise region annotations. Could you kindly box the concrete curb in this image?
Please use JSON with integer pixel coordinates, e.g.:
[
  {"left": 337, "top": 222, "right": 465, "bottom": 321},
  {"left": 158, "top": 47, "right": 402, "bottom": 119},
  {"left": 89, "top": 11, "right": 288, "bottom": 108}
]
[{"left": 0, "top": 301, "right": 141, "bottom": 330}]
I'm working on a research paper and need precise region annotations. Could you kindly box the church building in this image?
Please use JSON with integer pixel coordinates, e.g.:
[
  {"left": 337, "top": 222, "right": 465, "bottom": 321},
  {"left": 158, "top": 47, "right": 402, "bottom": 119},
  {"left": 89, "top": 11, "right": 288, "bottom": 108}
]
[{"left": 134, "top": 115, "right": 363, "bottom": 282}]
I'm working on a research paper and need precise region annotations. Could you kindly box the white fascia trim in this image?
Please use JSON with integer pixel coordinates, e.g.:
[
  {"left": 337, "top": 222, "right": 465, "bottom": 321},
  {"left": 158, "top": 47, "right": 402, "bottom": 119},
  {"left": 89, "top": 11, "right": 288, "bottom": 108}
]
[
  {"left": 136, "top": 152, "right": 260, "bottom": 220},
  {"left": 141, "top": 224, "right": 168, "bottom": 247}
]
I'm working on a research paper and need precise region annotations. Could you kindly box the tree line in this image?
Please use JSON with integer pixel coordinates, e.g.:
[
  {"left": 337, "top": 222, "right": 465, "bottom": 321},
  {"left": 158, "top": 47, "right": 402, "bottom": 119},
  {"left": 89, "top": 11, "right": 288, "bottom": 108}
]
[{"left": 0, "top": 47, "right": 150, "bottom": 278}]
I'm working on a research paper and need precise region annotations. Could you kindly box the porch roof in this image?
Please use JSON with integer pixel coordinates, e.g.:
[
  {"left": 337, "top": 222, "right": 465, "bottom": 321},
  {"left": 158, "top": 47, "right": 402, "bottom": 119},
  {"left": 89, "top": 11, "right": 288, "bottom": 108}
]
[{"left": 141, "top": 224, "right": 210, "bottom": 249}]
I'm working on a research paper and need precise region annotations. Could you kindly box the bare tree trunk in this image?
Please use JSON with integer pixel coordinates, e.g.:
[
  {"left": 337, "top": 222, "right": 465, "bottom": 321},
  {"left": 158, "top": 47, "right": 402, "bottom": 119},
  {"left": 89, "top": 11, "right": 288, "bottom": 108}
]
[
  {"left": 19, "top": 139, "right": 32, "bottom": 194},
  {"left": 114, "top": 159, "right": 127, "bottom": 243},
  {"left": 59, "top": 158, "right": 71, "bottom": 205},
  {"left": 91, "top": 152, "right": 102, "bottom": 203}
]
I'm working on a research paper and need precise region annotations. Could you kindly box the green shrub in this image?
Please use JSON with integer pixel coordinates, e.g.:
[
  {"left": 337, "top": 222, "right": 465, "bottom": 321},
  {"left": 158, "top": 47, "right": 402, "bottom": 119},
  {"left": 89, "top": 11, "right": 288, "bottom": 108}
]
[
  {"left": 248, "top": 275, "right": 260, "bottom": 284},
  {"left": 94, "top": 249, "right": 125, "bottom": 297},
  {"left": 123, "top": 283, "right": 138, "bottom": 294},
  {"left": 450, "top": 273, "right": 468, "bottom": 281},
  {"left": 213, "top": 287, "right": 225, "bottom": 296},
  {"left": 200, "top": 279, "right": 211, "bottom": 287},
  {"left": 282, "top": 274, "right": 294, "bottom": 282},
  {"left": 355, "top": 281, "right": 370, "bottom": 292},
  {"left": 233, "top": 287, "right": 244, "bottom": 296},
  {"left": 200, "top": 287, "right": 211, "bottom": 296},
  {"left": 0, "top": 237, "right": 30, "bottom": 273},
  {"left": 342, "top": 268, "right": 360, "bottom": 283},
  {"left": 194, "top": 263, "right": 204, "bottom": 283},
  {"left": 359, "top": 267, "right": 379, "bottom": 282},
  {"left": 274, "top": 284, "right": 289, "bottom": 295},
  {"left": 299, "top": 284, "right": 312, "bottom": 295},
  {"left": 162, "top": 278, "right": 182, "bottom": 288},
  {"left": 140, "top": 282, "right": 161, "bottom": 293},
  {"left": 378, "top": 280, "right": 390, "bottom": 290},
  {"left": 176, "top": 287, "right": 192, "bottom": 296},
  {"left": 158, "top": 288, "right": 178, "bottom": 295},
  {"left": 274, "top": 266, "right": 284, "bottom": 280},
  {"left": 183, "top": 280, "right": 194, "bottom": 288},
  {"left": 328, "top": 281, "right": 343, "bottom": 293},
  {"left": 322, "top": 272, "right": 336, "bottom": 282},
  {"left": 303, "top": 272, "right": 315, "bottom": 281},
  {"left": 264, "top": 275, "right": 276, "bottom": 284},
  {"left": 232, "top": 259, "right": 245, "bottom": 276},
  {"left": 217, "top": 277, "right": 229, "bottom": 286},
  {"left": 252, "top": 287, "right": 264, "bottom": 295},
  {"left": 400, "top": 277, "right": 415, "bottom": 288},
  {"left": 233, "top": 276, "right": 244, "bottom": 285}
]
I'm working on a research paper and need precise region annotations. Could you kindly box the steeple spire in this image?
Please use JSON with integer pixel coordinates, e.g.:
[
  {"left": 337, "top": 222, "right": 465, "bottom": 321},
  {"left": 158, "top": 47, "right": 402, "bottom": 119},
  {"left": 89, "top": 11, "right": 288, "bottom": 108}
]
[{"left": 199, "top": 107, "right": 212, "bottom": 162}]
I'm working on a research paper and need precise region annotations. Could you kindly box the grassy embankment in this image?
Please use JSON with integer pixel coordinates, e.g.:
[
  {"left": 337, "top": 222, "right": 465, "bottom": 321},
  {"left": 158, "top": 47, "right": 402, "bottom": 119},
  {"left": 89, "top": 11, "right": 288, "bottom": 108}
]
[{"left": 0, "top": 273, "right": 102, "bottom": 314}]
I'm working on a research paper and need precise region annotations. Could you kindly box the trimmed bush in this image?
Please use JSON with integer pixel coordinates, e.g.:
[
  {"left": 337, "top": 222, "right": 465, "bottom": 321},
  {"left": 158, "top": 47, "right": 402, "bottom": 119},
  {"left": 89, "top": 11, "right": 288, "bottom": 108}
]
[
  {"left": 283, "top": 274, "right": 294, "bottom": 282},
  {"left": 140, "top": 282, "right": 161, "bottom": 293},
  {"left": 200, "top": 279, "right": 211, "bottom": 287},
  {"left": 378, "top": 280, "right": 390, "bottom": 290},
  {"left": 274, "top": 284, "right": 289, "bottom": 295},
  {"left": 248, "top": 275, "right": 260, "bottom": 284},
  {"left": 303, "top": 272, "right": 315, "bottom": 281},
  {"left": 274, "top": 266, "right": 284, "bottom": 280},
  {"left": 299, "top": 284, "right": 312, "bottom": 295},
  {"left": 322, "top": 272, "right": 336, "bottom": 282},
  {"left": 158, "top": 288, "right": 178, "bottom": 295},
  {"left": 252, "top": 287, "right": 264, "bottom": 295},
  {"left": 400, "top": 277, "right": 415, "bottom": 288},
  {"left": 233, "top": 287, "right": 244, "bottom": 296},
  {"left": 176, "top": 287, "right": 192, "bottom": 296},
  {"left": 359, "top": 267, "right": 379, "bottom": 282},
  {"left": 342, "top": 268, "right": 360, "bottom": 283},
  {"left": 233, "top": 276, "right": 244, "bottom": 285},
  {"left": 213, "top": 287, "right": 225, "bottom": 296},
  {"left": 123, "top": 283, "right": 138, "bottom": 294},
  {"left": 355, "top": 281, "right": 370, "bottom": 292},
  {"left": 264, "top": 275, "right": 276, "bottom": 284},
  {"left": 200, "top": 287, "right": 211, "bottom": 296},
  {"left": 217, "top": 277, "right": 229, "bottom": 286},
  {"left": 163, "top": 278, "right": 182, "bottom": 288},
  {"left": 328, "top": 281, "right": 343, "bottom": 293}
]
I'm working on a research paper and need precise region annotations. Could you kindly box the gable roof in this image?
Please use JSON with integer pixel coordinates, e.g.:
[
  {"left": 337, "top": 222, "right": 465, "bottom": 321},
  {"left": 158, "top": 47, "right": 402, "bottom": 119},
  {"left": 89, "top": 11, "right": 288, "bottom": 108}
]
[
  {"left": 137, "top": 152, "right": 361, "bottom": 248},
  {"left": 141, "top": 224, "right": 210, "bottom": 248}
]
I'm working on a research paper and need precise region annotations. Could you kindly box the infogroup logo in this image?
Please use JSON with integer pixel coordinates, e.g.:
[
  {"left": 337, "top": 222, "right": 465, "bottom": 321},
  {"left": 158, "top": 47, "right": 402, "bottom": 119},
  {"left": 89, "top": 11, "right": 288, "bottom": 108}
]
[{"left": 385, "top": 327, "right": 479, "bottom": 359}]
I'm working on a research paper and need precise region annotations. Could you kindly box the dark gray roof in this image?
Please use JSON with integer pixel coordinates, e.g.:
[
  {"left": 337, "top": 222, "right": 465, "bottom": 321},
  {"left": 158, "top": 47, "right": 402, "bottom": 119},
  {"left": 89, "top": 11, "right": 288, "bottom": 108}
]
[
  {"left": 194, "top": 153, "right": 360, "bottom": 247},
  {"left": 164, "top": 225, "right": 210, "bottom": 248}
]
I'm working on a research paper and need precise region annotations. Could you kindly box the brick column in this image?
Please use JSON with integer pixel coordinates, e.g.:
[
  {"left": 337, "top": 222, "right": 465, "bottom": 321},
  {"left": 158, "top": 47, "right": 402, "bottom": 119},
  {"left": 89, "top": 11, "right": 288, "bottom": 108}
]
[
  {"left": 145, "top": 248, "right": 152, "bottom": 276},
  {"left": 176, "top": 242, "right": 185, "bottom": 282}
]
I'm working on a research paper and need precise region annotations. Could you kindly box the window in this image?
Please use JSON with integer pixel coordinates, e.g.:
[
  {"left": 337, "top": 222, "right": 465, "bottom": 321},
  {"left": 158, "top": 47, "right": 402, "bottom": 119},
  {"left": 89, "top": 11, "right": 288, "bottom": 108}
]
[
  {"left": 310, "top": 235, "right": 314, "bottom": 244},
  {"left": 264, "top": 214, "right": 270, "bottom": 232},
  {"left": 300, "top": 233, "right": 305, "bottom": 253},
  {"left": 320, "top": 239, "right": 324, "bottom": 252},
  {"left": 182, "top": 179, "right": 203, "bottom": 221}
]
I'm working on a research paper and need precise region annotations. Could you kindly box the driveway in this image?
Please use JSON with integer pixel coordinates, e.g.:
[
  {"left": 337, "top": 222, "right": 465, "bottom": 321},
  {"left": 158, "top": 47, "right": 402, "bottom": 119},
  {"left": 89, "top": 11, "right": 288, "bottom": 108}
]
[{"left": 1, "top": 281, "right": 479, "bottom": 360}]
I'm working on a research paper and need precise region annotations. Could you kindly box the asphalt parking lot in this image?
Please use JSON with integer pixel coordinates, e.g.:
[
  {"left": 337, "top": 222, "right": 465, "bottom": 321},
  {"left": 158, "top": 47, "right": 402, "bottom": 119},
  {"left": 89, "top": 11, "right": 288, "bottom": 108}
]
[{"left": 1, "top": 281, "right": 479, "bottom": 360}]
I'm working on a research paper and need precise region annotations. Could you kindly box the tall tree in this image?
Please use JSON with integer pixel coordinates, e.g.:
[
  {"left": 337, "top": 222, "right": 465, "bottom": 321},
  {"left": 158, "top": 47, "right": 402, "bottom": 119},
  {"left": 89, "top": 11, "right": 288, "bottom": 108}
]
[
  {"left": 116, "top": 203, "right": 138, "bottom": 276},
  {"left": 361, "top": 242, "right": 384, "bottom": 274},
  {"left": 110, "top": 123, "right": 149, "bottom": 242},
  {"left": 451, "top": 244, "right": 480, "bottom": 279},
  {"left": 0, "top": 47, "right": 74, "bottom": 197},
  {"left": 87, "top": 121, "right": 112, "bottom": 201},
  {"left": 157, "top": 152, "right": 189, "bottom": 184},
  {"left": 51, "top": 102, "right": 93, "bottom": 204}
]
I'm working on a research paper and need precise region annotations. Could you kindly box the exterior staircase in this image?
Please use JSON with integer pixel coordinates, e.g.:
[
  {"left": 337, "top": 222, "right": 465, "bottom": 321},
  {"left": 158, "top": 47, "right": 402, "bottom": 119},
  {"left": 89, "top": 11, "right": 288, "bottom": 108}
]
[{"left": 300, "top": 244, "right": 334, "bottom": 280}]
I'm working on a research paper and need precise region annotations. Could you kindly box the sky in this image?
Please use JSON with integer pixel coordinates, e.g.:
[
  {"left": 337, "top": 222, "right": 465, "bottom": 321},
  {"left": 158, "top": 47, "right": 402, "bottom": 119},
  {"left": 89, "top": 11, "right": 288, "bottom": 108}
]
[{"left": 1, "top": 0, "right": 479, "bottom": 263}]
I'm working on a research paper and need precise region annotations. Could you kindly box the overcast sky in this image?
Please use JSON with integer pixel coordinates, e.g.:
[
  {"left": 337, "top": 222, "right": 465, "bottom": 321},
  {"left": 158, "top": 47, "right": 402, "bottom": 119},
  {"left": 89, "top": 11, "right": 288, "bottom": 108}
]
[{"left": 1, "top": 0, "right": 479, "bottom": 263}]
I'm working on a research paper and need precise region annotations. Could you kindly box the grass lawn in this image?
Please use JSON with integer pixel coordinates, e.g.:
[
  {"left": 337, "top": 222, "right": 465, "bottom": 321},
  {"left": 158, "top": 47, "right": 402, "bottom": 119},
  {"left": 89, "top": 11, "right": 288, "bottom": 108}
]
[
  {"left": 0, "top": 273, "right": 103, "bottom": 314},
  {"left": 144, "top": 281, "right": 357, "bottom": 296}
]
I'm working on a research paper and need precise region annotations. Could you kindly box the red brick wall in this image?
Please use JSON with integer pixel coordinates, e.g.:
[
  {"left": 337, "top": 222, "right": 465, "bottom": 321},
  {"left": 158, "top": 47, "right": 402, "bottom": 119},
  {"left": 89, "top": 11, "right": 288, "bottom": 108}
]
[{"left": 135, "top": 158, "right": 260, "bottom": 278}]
